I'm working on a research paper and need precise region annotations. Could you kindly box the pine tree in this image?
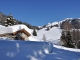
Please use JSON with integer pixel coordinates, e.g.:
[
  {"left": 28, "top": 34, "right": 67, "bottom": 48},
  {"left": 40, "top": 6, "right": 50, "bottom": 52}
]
[
  {"left": 5, "top": 14, "right": 16, "bottom": 27},
  {"left": 33, "top": 29, "right": 37, "bottom": 36},
  {"left": 46, "top": 27, "right": 50, "bottom": 31},
  {"left": 66, "top": 31, "right": 74, "bottom": 48},
  {"left": 60, "top": 31, "right": 67, "bottom": 46},
  {"left": 50, "top": 25, "right": 53, "bottom": 28},
  {"left": 76, "top": 29, "right": 80, "bottom": 41},
  {"left": 61, "top": 31, "right": 66, "bottom": 40}
]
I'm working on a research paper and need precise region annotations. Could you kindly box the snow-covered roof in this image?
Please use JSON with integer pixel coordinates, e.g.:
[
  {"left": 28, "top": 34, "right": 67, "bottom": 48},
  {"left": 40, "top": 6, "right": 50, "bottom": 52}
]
[{"left": 0, "top": 24, "right": 32, "bottom": 34}]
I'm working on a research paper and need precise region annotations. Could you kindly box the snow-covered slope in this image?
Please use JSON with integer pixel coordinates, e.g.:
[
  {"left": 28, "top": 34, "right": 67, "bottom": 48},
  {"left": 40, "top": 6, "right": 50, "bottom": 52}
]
[
  {"left": 0, "top": 22, "right": 62, "bottom": 44},
  {"left": 0, "top": 19, "right": 80, "bottom": 60},
  {"left": 0, "top": 26, "right": 11, "bottom": 34},
  {"left": 30, "top": 21, "right": 62, "bottom": 45},
  {"left": 37, "top": 27, "right": 61, "bottom": 40},
  {"left": 31, "top": 18, "right": 80, "bottom": 43}
]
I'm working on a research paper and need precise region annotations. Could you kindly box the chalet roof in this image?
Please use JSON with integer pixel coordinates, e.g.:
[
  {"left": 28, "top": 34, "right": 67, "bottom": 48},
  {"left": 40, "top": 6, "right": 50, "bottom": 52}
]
[{"left": 13, "top": 29, "right": 31, "bottom": 36}]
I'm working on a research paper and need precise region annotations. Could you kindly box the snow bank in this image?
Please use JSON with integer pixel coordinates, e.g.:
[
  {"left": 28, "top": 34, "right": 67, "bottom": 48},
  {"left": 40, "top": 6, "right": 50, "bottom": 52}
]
[{"left": 53, "top": 44, "right": 80, "bottom": 52}]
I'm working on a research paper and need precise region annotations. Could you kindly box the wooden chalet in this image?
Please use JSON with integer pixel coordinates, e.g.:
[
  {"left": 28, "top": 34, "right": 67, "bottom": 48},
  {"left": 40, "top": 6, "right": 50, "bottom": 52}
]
[
  {"left": 13, "top": 29, "right": 31, "bottom": 40},
  {"left": 0, "top": 28, "right": 31, "bottom": 41}
]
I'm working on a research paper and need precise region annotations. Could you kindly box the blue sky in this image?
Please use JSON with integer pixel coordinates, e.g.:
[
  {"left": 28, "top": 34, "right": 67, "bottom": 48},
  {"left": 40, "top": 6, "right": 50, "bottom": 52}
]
[{"left": 0, "top": 0, "right": 80, "bottom": 26}]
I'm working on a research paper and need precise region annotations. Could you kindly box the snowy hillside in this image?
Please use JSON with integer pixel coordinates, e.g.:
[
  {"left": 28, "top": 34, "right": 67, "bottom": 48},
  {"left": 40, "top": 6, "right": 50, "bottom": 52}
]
[
  {"left": 31, "top": 27, "right": 61, "bottom": 44},
  {"left": 0, "top": 22, "right": 62, "bottom": 45},
  {"left": 32, "top": 18, "right": 80, "bottom": 44},
  {"left": 31, "top": 21, "right": 62, "bottom": 45},
  {"left": 0, "top": 20, "right": 80, "bottom": 60}
]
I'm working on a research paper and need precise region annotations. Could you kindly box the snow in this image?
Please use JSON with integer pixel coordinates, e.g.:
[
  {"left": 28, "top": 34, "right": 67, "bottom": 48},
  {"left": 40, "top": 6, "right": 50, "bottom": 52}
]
[
  {"left": 0, "top": 23, "right": 62, "bottom": 45},
  {"left": 31, "top": 27, "right": 61, "bottom": 45},
  {"left": 43, "top": 48, "right": 49, "bottom": 54},
  {"left": 46, "top": 22, "right": 59, "bottom": 27},
  {"left": 0, "top": 40, "right": 80, "bottom": 60},
  {"left": 0, "top": 23, "right": 80, "bottom": 60},
  {"left": 0, "top": 25, "right": 5, "bottom": 27},
  {"left": 16, "top": 43, "right": 19, "bottom": 48},
  {"left": 59, "top": 18, "right": 73, "bottom": 24},
  {"left": 52, "top": 22, "right": 59, "bottom": 25},
  {"left": 0, "top": 24, "right": 32, "bottom": 34},
  {"left": 6, "top": 52, "right": 16, "bottom": 58},
  {"left": 0, "top": 25, "right": 12, "bottom": 34},
  {"left": 53, "top": 44, "right": 80, "bottom": 52},
  {"left": 29, "top": 36, "right": 43, "bottom": 41},
  {"left": 27, "top": 55, "right": 39, "bottom": 60},
  {"left": 8, "top": 24, "right": 32, "bottom": 34},
  {"left": 38, "top": 26, "right": 42, "bottom": 28}
]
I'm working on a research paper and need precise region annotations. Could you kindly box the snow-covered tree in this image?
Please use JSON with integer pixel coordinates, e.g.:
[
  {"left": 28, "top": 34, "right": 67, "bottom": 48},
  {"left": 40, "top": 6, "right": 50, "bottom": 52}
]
[
  {"left": 61, "top": 31, "right": 75, "bottom": 48},
  {"left": 60, "top": 31, "right": 67, "bottom": 46},
  {"left": 5, "top": 14, "right": 16, "bottom": 27},
  {"left": 66, "top": 31, "right": 74, "bottom": 48},
  {"left": 42, "top": 34, "right": 46, "bottom": 41}
]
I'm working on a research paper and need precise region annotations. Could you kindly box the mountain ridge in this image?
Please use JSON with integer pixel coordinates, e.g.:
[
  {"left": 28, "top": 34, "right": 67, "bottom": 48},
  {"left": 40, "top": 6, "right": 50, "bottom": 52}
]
[{"left": 0, "top": 12, "right": 80, "bottom": 30}]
